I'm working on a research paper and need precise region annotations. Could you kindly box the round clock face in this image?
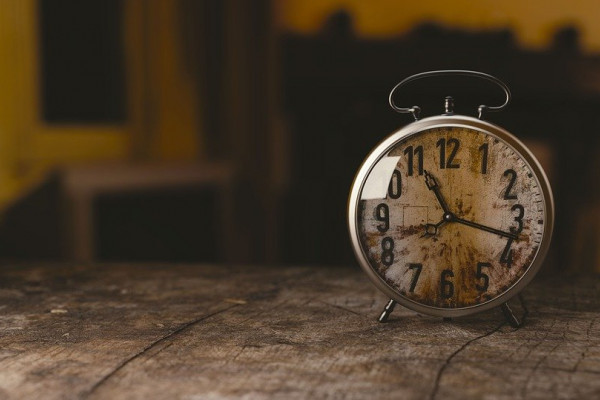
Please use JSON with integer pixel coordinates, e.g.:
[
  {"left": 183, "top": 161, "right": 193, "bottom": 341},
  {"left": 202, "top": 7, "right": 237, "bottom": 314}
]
[{"left": 349, "top": 116, "right": 553, "bottom": 316}]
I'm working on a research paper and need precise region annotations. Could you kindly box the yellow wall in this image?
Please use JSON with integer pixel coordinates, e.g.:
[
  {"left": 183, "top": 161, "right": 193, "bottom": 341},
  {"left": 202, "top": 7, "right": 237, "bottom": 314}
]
[
  {"left": 276, "top": 0, "right": 600, "bottom": 52},
  {"left": 0, "top": 0, "right": 202, "bottom": 209}
]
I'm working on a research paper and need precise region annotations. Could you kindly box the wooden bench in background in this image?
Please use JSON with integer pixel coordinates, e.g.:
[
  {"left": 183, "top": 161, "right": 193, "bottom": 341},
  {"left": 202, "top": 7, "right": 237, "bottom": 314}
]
[{"left": 60, "top": 162, "right": 235, "bottom": 262}]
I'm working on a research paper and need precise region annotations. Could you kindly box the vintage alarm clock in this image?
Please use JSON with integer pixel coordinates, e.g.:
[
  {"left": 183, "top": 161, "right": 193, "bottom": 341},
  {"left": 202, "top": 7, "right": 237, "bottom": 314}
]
[{"left": 347, "top": 70, "right": 554, "bottom": 326}]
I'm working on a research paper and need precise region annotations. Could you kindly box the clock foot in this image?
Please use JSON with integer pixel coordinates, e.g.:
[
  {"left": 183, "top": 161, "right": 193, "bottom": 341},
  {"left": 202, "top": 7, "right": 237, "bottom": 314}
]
[
  {"left": 501, "top": 294, "right": 529, "bottom": 328},
  {"left": 378, "top": 299, "right": 397, "bottom": 323}
]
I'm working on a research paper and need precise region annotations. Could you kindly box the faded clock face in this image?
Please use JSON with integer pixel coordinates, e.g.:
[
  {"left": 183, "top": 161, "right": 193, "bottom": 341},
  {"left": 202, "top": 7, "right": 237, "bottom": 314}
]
[{"left": 354, "top": 123, "right": 549, "bottom": 310}]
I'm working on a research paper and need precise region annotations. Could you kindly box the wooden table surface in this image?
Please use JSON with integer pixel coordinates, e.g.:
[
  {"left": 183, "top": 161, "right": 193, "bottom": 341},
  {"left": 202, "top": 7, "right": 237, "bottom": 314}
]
[{"left": 0, "top": 263, "right": 598, "bottom": 399}]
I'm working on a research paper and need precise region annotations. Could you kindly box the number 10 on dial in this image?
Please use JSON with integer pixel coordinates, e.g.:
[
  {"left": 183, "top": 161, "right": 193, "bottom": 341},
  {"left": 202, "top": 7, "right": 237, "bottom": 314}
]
[{"left": 348, "top": 71, "right": 554, "bottom": 325}]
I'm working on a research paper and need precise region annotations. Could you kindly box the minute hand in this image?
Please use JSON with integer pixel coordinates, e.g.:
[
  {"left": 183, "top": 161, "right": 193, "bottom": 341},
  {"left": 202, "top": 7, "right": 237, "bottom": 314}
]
[{"left": 453, "top": 216, "right": 519, "bottom": 240}]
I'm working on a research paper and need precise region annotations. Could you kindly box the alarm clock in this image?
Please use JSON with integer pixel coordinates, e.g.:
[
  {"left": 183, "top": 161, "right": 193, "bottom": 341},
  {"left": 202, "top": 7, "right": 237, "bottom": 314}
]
[{"left": 347, "top": 70, "right": 554, "bottom": 326}]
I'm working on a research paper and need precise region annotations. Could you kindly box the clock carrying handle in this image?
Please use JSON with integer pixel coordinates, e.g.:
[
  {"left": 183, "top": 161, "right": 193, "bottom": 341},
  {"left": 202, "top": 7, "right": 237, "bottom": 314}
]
[{"left": 388, "top": 70, "right": 511, "bottom": 120}]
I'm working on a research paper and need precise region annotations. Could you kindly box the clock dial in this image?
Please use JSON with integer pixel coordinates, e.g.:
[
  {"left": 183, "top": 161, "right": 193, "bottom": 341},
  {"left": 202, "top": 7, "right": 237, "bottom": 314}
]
[{"left": 356, "top": 126, "right": 546, "bottom": 309}]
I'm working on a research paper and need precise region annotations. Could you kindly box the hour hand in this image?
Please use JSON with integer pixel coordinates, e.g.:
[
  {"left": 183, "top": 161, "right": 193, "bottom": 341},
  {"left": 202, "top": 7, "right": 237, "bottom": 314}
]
[
  {"left": 424, "top": 170, "right": 450, "bottom": 213},
  {"left": 422, "top": 219, "right": 446, "bottom": 238},
  {"left": 424, "top": 170, "right": 438, "bottom": 189}
]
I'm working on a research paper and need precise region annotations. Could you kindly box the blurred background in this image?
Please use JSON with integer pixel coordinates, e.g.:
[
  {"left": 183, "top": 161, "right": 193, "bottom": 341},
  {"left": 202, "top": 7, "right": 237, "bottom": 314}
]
[{"left": 0, "top": 0, "right": 598, "bottom": 272}]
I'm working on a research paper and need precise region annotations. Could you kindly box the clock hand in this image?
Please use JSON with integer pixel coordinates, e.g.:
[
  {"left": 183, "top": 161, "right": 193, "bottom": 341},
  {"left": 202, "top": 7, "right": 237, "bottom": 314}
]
[
  {"left": 422, "top": 171, "right": 454, "bottom": 238},
  {"left": 452, "top": 216, "right": 519, "bottom": 241},
  {"left": 422, "top": 219, "right": 446, "bottom": 238},
  {"left": 424, "top": 170, "right": 450, "bottom": 213}
]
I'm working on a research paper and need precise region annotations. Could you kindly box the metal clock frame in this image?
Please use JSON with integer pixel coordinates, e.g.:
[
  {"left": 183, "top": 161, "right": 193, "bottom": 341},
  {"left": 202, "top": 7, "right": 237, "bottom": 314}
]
[{"left": 347, "top": 114, "right": 554, "bottom": 323}]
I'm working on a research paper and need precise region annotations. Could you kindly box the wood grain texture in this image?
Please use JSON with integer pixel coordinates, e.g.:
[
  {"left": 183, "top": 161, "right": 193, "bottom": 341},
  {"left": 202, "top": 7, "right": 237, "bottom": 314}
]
[{"left": 0, "top": 263, "right": 598, "bottom": 399}]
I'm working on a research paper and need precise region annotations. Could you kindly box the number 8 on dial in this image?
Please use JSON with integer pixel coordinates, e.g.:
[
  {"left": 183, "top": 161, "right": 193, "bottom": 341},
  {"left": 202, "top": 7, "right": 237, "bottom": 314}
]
[{"left": 347, "top": 71, "right": 554, "bottom": 325}]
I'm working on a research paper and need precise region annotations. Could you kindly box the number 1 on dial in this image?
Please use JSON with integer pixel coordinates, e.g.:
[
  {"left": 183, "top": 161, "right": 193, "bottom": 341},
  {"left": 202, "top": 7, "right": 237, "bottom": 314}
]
[{"left": 478, "top": 143, "right": 488, "bottom": 174}]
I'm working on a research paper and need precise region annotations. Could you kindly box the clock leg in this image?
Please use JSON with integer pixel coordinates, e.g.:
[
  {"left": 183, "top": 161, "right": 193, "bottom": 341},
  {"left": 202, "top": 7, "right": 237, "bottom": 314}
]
[
  {"left": 378, "top": 299, "right": 397, "bottom": 322},
  {"left": 501, "top": 294, "right": 529, "bottom": 328}
]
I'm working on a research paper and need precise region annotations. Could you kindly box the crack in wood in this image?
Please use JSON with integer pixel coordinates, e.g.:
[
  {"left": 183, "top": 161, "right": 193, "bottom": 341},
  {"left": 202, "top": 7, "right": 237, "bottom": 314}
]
[
  {"left": 513, "top": 317, "right": 558, "bottom": 366},
  {"left": 235, "top": 299, "right": 290, "bottom": 327},
  {"left": 521, "top": 340, "right": 564, "bottom": 398},
  {"left": 82, "top": 304, "right": 239, "bottom": 398},
  {"left": 81, "top": 270, "right": 312, "bottom": 398},
  {"left": 544, "top": 365, "right": 600, "bottom": 375},
  {"left": 429, "top": 322, "right": 505, "bottom": 400},
  {"left": 144, "top": 341, "right": 175, "bottom": 364},
  {"left": 318, "top": 300, "right": 363, "bottom": 316},
  {"left": 520, "top": 325, "right": 565, "bottom": 399},
  {"left": 572, "top": 317, "right": 599, "bottom": 373}
]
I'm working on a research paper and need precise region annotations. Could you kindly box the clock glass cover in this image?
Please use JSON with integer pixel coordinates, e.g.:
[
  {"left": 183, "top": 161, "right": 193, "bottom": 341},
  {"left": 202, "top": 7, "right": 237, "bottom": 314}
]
[{"left": 350, "top": 117, "right": 552, "bottom": 315}]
